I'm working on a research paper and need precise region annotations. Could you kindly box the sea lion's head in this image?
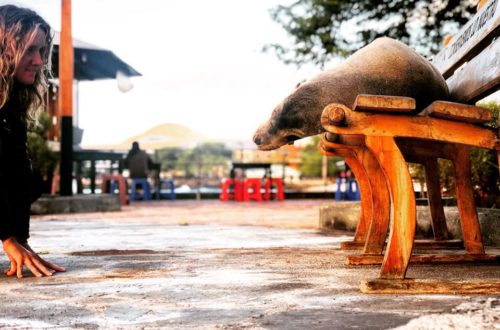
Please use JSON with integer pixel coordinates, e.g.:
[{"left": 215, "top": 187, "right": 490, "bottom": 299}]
[{"left": 253, "top": 82, "right": 325, "bottom": 151}]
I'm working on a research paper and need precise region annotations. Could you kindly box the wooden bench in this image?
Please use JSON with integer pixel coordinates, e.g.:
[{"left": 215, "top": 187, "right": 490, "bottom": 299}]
[
  {"left": 320, "top": 131, "right": 463, "bottom": 255},
  {"left": 319, "top": 0, "right": 500, "bottom": 293}
]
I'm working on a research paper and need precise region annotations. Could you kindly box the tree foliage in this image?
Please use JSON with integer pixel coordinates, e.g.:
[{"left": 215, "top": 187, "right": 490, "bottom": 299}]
[
  {"left": 265, "top": 0, "right": 476, "bottom": 67},
  {"left": 28, "top": 111, "right": 58, "bottom": 177},
  {"left": 300, "top": 136, "right": 342, "bottom": 177},
  {"left": 156, "top": 143, "right": 232, "bottom": 177},
  {"left": 470, "top": 101, "right": 499, "bottom": 207}
]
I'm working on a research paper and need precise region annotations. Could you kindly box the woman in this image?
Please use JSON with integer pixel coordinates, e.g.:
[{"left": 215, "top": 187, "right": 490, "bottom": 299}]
[{"left": 0, "top": 5, "right": 64, "bottom": 278}]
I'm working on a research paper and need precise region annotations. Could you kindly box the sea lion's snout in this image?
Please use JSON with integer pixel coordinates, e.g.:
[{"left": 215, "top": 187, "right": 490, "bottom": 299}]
[
  {"left": 252, "top": 123, "right": 274, "bottom": 150},
  {"left": 253, "top": 122, "right": 305, "bottom": 150},
  {"left": 253, "top": 123, "right": 279, "bottom": 150},
  {"left": 253, "top": 135, "right": 263, "bottom": 146}
]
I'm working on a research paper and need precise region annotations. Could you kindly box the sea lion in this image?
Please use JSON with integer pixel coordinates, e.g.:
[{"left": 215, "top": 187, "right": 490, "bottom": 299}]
[{"left": 253, "top": 37, "right": 449, "bottom": 150}]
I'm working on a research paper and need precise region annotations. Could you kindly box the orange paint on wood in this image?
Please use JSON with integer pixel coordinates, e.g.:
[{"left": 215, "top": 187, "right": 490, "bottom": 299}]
[
  {"left": 353, "top": 94, "right": 416, "bottom": 113},
  {"left": 443, "top": 35, "right": 453, "bottom": 46},
  {"left": 324, "top": 104, "right": 346, "bottom": 125},
  {"left": 339, "top": 240, "right": 463, "bottom": 251},
  {"left": 341, "top": 151, "right": 372, "bottom": 242},
  {"left": 396, "top": 138, "right": 458, "bottom": 161},
  {"left": 477, "top": 0, "right": 489, "bottom": 11},
  {"left": 453, "top": 146, "right": 485, "bottom": 254},
  {"left": 361, "top": 278, "right": 500, "bottom": 294},
  {"left": 423, "top": 159, "right": 449, "bottom": 241},
  {"left": 320, "top": 142, "right": 372, "bottom": 243},
  {"left": 359, "top": 148, "right": 390, "bottom": 255},
  {"left": 365, "top": 136, "right": 415, "bottom": 279},
  {"left": 321, "top": 104, "right": 498, "bottom": 150},
  {"left": 59, "top": 0, "right": 73, "bottom": 117},
  {"left": 347, "top": 253, "right": 499, "bottom": 266},
  {"left": 421, "top": 101, "right": 492, "bottom": 124}
]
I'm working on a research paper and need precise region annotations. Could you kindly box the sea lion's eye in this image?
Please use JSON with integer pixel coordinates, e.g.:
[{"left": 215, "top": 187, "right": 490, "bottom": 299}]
[{"left": 286, "top": 135, "right": 301, "bottom": 142}]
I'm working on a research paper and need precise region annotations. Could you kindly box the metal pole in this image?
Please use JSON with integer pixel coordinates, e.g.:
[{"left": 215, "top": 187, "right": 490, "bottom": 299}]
[
  {"left": 196, "top": 154, "right": 201, "bottom": 201},
  {"left": 59, "top": 0, "right": 74, "bottom": 195},
  {"left": 322, "top": 154, "right": 328, "bottom": 192}
]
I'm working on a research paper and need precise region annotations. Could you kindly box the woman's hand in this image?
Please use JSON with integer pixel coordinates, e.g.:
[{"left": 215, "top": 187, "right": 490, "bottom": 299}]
[
  {"left": 2, "top": 237, "right": 65, "bottom": 278},
  {"left": 20, "top": 241, "right": 65, "bottom": 274}
]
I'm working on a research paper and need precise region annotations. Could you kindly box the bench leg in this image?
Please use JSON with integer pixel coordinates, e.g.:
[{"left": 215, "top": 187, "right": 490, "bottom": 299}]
[
  {"left": 424, "top": 159, "right": 449, "bottom": 241},
  {"left": 339, "top": 146, "right": 391, "bottom": 254},
  {"left": 453, "top": 146, "right": 485, "bottom": 254},
  {"left": 340, "top": 150, "right": 372, "bottom": 243},
  {"left": 359, "top": 147, "right": 390, "bottom": 255},
  {"left": 365, "top": 136, "right": 415, "bottom": 279}
]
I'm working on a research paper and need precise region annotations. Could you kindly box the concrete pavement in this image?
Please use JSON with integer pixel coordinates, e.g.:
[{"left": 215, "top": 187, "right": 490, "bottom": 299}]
[{"left": 1, "top": 200, "right": 498, "bottom": 329}]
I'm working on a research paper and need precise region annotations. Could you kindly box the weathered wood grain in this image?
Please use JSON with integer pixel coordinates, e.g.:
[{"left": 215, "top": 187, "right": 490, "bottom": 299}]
[
  {"left": 454, "top": 146, "right": 485, "bottom": 254},
  {"left": 423, "top": 159, "right": 449, "bottom": 241},
  {"left": 432, "top": 0, "right": 500, "bottom": 78},
  {"left": 365, "top": 136, "right": 415, "bottom": 279},
  {"left": 340, "top": 240, "right": 464, "bottom": 251},
  {"left": 361, "top": 279, "right": 500, "bottom": 294},
  {"left": 346, "top": 253, "right": 499, "bottom": 266},
  {"left": 321, "top": 145, "right": 372, "bottom": 243},
  {"left": 446, "top": 36, "right": 500, "bottom": 103},
  {"left": 421, "top": 101, "right": 493, "bottom": 123},
  {"left": 358, "top": 148, "right": 390, "bottom": 255},
  {"left": 321, "top": 104, "right": 498, "bottom": 150},
  {"left": 353, "top": 94, "right": 416, "bottom": 113},
  {"left": 321, "top": 136, "right": 390, "bottom": 254}
]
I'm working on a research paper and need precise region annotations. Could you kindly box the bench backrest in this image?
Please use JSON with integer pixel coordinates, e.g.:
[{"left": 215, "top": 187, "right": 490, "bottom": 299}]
[{"left": 432, "top": 0, "right": 499, "bottom": 104}]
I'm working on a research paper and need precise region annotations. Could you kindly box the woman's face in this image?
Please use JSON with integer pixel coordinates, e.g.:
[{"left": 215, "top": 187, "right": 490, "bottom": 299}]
[{"left": 14, "top": 28, "right": 47, "bottom": 85}]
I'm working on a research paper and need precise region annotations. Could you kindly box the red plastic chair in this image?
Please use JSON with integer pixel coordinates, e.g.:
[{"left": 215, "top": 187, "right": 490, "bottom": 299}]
[
  {"left": 242, "top": 178, "right": 262, "bottom": 202},
  {"left": 220, "top": 178, "right": 243, "bottom": 201},
  {"left": 263, "top": 178, "right": 285, "bottom": 201},
  {"left": 101, "top": 174, "right": 128, "bottom": 206}
]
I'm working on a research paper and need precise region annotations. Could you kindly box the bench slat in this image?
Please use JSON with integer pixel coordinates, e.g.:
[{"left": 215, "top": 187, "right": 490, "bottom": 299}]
[
  {"left": 353, "top": 94, "right": 416, "bottom": 113},
  {"left": 347, "top": 253, "right": 499, "bottom": 265},
  {"left": 432, "top": 0, "right": 500, "bottom": 78},
  {"left": 446, "top": 36, "right": 500, "bottom": 103},
  {"left": 361, "top": 279, "right": 500, "bottom": 294},
  {"left": 421, "top": 101, "right": 492, "bottom": 124}
]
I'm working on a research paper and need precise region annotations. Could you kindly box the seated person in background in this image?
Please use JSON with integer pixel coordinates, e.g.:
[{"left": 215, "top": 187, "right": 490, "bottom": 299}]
[{"left": 124, "top": 141, "right": 154, "bottom": 179}]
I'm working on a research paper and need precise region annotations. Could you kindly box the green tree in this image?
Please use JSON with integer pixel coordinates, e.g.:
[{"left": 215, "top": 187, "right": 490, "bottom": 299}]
[
  {"left": 169, "top": 143, "right": 232, "bottom": 177},
  {"left": 470, "top": 101, "right": 499, "bottom": 207},
  {"left": 27, "top": 111, "right": 58, "bottom": 178},
  {"left": 300, "top": 136, "right": 342, "bottom": 177},
  {"left": 265, "top": 0, "right": 476, "bottom": 67},
  {"left": 156, "top": 147, "right": 183, "bottom": 171}
]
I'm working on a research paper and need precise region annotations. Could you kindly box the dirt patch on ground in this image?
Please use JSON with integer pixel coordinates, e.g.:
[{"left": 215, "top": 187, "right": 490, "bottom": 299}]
[{"left": 69, "top": 249, "right": 161, "bottom": 256}]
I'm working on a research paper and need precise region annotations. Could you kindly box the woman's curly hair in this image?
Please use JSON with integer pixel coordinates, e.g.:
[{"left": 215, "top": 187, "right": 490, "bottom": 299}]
[{"left": 0, "top": 5, "right": 52, "bottom": 120}]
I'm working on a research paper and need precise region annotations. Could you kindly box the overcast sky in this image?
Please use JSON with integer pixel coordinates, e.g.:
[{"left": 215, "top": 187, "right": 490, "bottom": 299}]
[{"left": 8, "top": 0, "right": 323, "bottom": 148}]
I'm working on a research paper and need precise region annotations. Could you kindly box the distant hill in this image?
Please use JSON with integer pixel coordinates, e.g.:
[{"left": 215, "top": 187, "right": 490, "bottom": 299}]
[
  {"left": 85, "top": 123, "right": 207, "bottom": 151},
  {"left": 122, "top": 123, "right": 206, "bottom": 150}
]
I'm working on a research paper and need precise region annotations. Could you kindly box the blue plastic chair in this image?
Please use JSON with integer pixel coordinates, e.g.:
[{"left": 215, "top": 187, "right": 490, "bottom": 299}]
[
  {"left": 335, "top": 175, "right": 360, "bottom": 201},
  {"left": 346, "top": 178, "right": 360, "bottom": 201},
  {"left": 130, "top": 178, "right": 152, "bottom": 201},
  {"left": 156, "top": 178, "right": 176, "bottom": 200},
  {"left": 335, "top": 176, "right": 347, "bottom": 201}
]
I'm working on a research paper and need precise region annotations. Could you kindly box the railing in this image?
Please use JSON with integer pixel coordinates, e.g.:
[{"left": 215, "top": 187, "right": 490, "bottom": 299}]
[{"left": 70, "top": 158, "right": 347, "bottom": 196}]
